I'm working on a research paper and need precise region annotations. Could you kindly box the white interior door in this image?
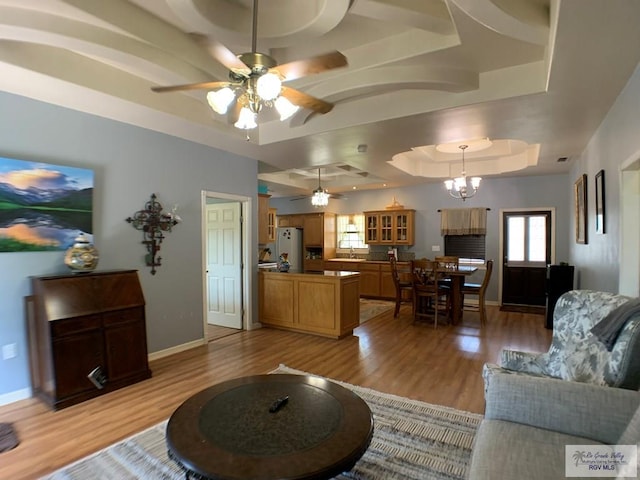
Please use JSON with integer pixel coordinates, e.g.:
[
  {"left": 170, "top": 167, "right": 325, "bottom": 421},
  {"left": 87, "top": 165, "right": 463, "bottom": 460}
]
[{"left": 206, "top": 202, "right": 242, "bottom": 329}]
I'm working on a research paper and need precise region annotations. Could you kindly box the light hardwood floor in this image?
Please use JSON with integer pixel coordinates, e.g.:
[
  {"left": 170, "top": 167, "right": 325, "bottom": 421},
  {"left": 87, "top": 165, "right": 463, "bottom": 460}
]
[{"left": 0, "top": 305, "right": 551, "bottom": 480}]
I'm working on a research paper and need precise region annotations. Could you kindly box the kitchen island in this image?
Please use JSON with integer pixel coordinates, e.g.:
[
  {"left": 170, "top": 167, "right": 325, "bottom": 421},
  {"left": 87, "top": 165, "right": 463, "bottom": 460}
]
[{"left": 258, "top": 270, "right": 360, "bottom": 339}]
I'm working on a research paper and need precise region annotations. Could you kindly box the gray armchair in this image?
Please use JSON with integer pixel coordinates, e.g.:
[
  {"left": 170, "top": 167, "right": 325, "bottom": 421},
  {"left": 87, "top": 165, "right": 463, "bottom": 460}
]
[{"left": 483, "top": 290, "right": 640, "bottom": 391}]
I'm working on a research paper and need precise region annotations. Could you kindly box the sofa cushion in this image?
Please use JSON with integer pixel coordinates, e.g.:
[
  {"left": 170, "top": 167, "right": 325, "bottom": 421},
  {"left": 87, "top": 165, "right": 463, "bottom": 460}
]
[
  {"left": 618, "top": 404, "right": 640, "bottom": 444},
  {"left": 468, "top": 420, "right": 602, "bottom": 480}
]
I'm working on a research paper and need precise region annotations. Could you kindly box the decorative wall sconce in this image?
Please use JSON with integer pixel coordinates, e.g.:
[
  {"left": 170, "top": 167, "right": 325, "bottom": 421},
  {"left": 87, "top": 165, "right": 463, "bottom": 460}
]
[{"left": 126, "top": 193, "right": 181, "bottom": 275}]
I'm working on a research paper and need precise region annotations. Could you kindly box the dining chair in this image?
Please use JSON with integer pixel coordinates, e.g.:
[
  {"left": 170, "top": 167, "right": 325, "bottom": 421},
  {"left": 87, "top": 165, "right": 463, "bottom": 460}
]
[
  {"left": 434, "top": 255, "right": 459, "bottom": 288},
  {"left": 460, "top": 259, "right": 493, "bottom": 325},
  {"left": 390, "top": 257, "right": 413, "bottom": 318},
  {"left": 434, "top": 255, "right": 459, "bottom": 269},
  {"left": 411, "top": 259, "right": 450, "bottom": 328}
]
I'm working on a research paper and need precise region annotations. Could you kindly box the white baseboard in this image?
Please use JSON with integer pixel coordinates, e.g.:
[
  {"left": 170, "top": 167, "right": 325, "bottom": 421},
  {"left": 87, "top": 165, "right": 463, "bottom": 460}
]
[
  {"left": 147, "top": 338, "right": 206, "bottom": 361},
  {"left": 0, "top": 387, "right": 32, "bottom": 406}
]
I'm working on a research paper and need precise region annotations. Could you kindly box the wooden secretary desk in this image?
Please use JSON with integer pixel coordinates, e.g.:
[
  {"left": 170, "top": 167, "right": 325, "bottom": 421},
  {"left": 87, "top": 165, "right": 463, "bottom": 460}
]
[{"left": 27, "top": 270, "right": 151, "bottom": 410}]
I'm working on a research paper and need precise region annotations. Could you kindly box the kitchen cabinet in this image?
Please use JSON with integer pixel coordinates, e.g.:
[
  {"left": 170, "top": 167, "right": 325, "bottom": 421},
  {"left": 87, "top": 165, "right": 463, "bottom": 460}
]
[
  {"left": 303, "top": 212, "right": 336, "bottom": 272},
  {"left": 303, "top": 213, "right": 324, "bottom": 245},
  {"left": 28, "top": 270, "right": 151, "bottom": 410},
  {"left": 324, "top": 259, "right": 409, "bottom": 299},
  {"left": 324, "top": 260, "right": 361, "bottom": 272},
  {"left": 278, "top": 212, "right": 336, "bottom": 271},
  {"left": 267, "top": 207, "right": 277, "bottom": 243},
  {"left": 258, "top": 194, "right": 271, "bottom": 245},
  {"left": 277, "top": 214, "right": 303, "bottom": 228},
  {"left": 379, "top": 263, "right": 397, "bottom": 298},
  {"left": 359, "top": 262, "right": 381, "bottom": 296},
  {"left": 364, "top": 209, "right": 415, "bottom": 245}
]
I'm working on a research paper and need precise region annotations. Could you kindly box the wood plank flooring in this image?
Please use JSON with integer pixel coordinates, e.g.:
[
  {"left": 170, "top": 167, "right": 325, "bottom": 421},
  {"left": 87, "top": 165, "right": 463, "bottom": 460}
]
[{"left": 0, "top": 306, "right": 551, "bottom": 480}]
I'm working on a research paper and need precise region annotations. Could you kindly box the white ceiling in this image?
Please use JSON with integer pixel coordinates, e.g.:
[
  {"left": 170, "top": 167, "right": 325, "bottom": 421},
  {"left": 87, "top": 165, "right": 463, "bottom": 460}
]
[{"left": 1, "top": 0, "right": 639, "bottom": 197}]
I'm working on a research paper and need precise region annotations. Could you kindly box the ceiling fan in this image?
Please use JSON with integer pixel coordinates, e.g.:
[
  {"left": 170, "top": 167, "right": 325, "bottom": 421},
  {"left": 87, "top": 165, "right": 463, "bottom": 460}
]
[
  {"left": 151, "top": 0, "right": 348, "bottom": 129},
  {"left": 290, "top": 168, "right": 344, "bottom": 205}
]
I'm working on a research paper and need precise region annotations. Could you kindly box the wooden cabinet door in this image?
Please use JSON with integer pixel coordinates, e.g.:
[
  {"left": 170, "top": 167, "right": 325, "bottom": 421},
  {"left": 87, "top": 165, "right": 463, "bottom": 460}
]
[
  {"left": 103, "top": 307, "right": 149, "bottom": 381},
  {"left": 278, "top": 215, "right": 291, "bottom": 227},
  {"left": 104, "top": 319, "right": 149, "bottom": 381},
  {"left": 52, "top": 326, "right": 104, "bottom": 400},
  {"left": 379, "top": 264, "right": 397, "bottom": 298},
  {"left": 303, "top": 214, "right": 324, "bottom": 245},
  {"left": 258, "top": 194, "right": 270, "bottom": 245},
  {"left": 267, "top": 208, "right": 277, "bottom": 242},
  {"left": 304, "top": 259, "right": 325, "bottom": 272},
  {"left": 359, "top": 263, "right": 380, "bottom": 296},
  {"left": 380, "top": 213, "right": 394, "bottom": 243},
  {"left": 394, "top": 211, "right": 413, "bottom": 245},
  {"left": 365, "top": 213, "right": 379, "bottom": 244}
]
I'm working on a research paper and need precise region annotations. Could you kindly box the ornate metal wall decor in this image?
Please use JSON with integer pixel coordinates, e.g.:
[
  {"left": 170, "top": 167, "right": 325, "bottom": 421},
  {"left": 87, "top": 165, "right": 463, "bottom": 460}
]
[{"left": 126, "top": 193, "right": 180, "bottom": 274}]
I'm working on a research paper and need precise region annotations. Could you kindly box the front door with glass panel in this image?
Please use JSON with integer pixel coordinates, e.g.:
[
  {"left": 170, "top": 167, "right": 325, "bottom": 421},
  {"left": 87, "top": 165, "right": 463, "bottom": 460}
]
[{"left": 502, "top": 210, "right": 552, "bottom": 306}]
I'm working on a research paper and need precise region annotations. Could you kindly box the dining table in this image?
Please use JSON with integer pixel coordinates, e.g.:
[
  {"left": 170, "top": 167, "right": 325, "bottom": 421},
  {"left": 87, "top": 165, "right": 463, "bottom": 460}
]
[{"left": 437, "top": 265, "right": 477, "bottom": 324}]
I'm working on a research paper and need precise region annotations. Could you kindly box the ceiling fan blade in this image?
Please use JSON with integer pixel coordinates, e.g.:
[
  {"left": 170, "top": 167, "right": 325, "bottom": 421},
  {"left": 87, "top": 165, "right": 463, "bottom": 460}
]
[
  {"left": 151, "top": 81, "right": 231, "bottom": 93},
  {"left": 190, "top": 33, "right": 249, "bottom": 72},
  {"left": 276, "top": 51, "right": 348, "bottom": 82},
  {"left": 289, "top": 195, "right": 310, "bottom": 201},
  {"left": 280, "top": 86, "right": 334, "bottom": 114}
]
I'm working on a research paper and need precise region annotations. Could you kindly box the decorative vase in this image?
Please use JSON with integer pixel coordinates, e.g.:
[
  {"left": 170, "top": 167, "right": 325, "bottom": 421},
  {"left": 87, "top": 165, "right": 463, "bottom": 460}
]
[
  {"left": 278, "top": 253, "right": 290, "bottom": 272},
  {"left": 64, "top": 233, "right": 99, "bottom": 272}
]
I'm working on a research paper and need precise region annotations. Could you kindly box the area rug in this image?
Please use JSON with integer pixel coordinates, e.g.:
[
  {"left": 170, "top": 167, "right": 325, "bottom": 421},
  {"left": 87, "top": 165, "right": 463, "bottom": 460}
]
[
  {"left": 359, "top": 299, "right": 395, "bottom": 323},
  {"left": 0, "top": 422, "right": 19, "bottom": 452},
  {"left": 41, "top": 365, "right": 482, "bottom": 480}
]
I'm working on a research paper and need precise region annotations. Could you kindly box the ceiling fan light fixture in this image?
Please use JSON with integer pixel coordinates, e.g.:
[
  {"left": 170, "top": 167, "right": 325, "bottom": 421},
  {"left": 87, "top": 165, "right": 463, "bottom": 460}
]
[
  {"left": 311, "top": 167, "right": 329, "bottom": 207},
  {"left": 311, "top": 188, "right": 329, "bottom": 207},
  {"left": 274, "top": 96, "right": 300, "bottom": 121},
  {"left": 234, "top": 107, "right": 258, "bottom": 130},
  {"left": 206, "top": 87, "right": 235, "bottom": 114},
  {"left": 256, "top": 72, "right": 282, "bottom": 101}
]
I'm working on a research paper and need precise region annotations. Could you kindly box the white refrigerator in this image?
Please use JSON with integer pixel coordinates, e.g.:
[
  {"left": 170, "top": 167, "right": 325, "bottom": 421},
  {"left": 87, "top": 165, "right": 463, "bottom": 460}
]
[{"left": 276, "top": 227, "right": 303, "bottom": 271}]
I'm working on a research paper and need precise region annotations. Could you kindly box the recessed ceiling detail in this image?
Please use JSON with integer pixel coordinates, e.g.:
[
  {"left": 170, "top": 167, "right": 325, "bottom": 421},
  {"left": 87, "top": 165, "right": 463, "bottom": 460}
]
[
  {"left": 388, "top": 139, "right": 540, "bottom": 179},
  {"left": 258, "top": 163, "right": 385, "bottom": 196}
]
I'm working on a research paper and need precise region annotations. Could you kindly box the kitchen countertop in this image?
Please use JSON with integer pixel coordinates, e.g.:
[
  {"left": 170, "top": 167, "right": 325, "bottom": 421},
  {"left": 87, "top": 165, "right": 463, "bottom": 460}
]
[
  {"left": 259, "top": 269, "right": 359, "bottom": 277},
  {"left": 325, "top": 258, "right": 410, "bottom": 264}
]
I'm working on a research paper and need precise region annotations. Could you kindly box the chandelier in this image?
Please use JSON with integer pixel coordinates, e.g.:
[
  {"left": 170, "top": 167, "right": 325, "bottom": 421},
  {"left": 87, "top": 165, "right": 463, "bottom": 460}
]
[
  {"left": 207, "top": 72, "right": 299, "bottom": 130},
  {"left": 444, "top": 145, "right": 481, "bottom": 201},
  {"left": 311, "top": 168, "right": 329, "bottom": 207}
]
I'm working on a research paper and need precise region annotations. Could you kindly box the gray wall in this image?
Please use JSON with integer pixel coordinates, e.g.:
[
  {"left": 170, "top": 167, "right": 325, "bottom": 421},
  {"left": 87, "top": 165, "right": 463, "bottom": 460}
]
[
  {"left": 569, "top": 61, "right": 640, "bottom": 293},
  {"left": 0, "top": 92, "right": 258, "bottom": 400},
  {"left": 271, "top": 173, "right": 571, "bottom": 304}
]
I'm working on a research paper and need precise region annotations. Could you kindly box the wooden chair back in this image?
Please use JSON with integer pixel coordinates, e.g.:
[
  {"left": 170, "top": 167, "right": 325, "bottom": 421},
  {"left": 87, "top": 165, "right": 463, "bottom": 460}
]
[
  {"left": 434, "top": 256, "right": 459, "bottom": 270},
  {"left": 479, "top": 259, "right": 493, "bottom": 293}
]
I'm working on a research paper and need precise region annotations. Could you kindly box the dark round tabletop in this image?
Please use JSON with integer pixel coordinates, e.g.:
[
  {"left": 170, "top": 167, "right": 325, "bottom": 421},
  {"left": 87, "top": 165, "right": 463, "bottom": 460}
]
[{"left": 166, "top": 374, "right": 374, "bottom": 480}]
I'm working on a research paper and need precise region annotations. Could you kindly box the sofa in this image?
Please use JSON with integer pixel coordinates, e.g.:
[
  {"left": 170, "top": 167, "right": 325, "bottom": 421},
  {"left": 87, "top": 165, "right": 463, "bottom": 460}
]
[
  {"left": 469, "top": 290, "right": 640, "bottom": 479},
  {"left": 483, "top": 290, "right": 640, "bottom": 391},
  {"left": 468, "top": 371, "right": 640, "bottom": 479}
]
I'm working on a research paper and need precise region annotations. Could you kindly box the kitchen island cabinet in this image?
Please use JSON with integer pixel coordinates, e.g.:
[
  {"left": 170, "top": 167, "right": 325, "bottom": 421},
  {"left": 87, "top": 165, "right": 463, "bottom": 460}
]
[{"left": 258, "top": 270, "right": 360, "bottom": 339}]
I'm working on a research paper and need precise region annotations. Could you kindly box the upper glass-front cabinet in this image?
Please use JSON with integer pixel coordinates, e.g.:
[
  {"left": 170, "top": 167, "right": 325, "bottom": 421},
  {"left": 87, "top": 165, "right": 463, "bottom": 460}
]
[
  {"left": 366, "top": 214, "right": 379, "bottom": 243},
  {"left": 364, "top": 210, "right": 415, "bottom": 245}
]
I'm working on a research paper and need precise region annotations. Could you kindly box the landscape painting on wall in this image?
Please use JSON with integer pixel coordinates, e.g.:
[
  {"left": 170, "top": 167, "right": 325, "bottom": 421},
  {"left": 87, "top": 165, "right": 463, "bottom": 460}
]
[{"left": 0, "top": 156, "right": 94, "bottom": 252}]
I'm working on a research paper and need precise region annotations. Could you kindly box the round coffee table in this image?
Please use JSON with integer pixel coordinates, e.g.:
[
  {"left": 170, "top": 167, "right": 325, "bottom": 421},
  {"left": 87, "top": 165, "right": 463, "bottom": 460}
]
[{"left": 166, "top": 374, "right": 374, "bottom": 480}]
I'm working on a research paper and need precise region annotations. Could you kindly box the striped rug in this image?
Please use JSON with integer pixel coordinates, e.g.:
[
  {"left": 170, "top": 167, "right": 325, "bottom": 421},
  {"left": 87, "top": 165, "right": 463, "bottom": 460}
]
[{"left": 41, "top": 365, "right": 482, "bottom": 480}]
